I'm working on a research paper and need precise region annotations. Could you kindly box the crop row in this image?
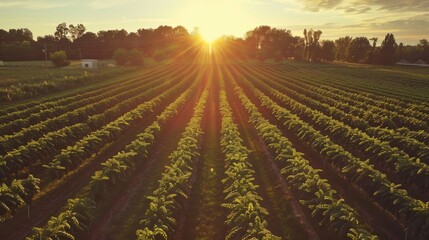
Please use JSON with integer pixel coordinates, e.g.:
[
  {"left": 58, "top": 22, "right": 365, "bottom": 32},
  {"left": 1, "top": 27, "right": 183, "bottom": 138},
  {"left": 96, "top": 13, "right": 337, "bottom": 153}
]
[
  {"left": 251, "top": 65, "right": 428, "bottom": 131},
  {"left": 136, "top": 90, "right": 208, "bottom": 239},
  {"left": 255, "top": 66, "right": 429, "bottom": 157},
  {"left": 250, "top": 85, "right": 429, "bottom": 239},
  {"left": 269, "top": 64, "right": 429, "bottom": 112},
  {"left": 219, "top": 89, "right": 280, "bottom": 239},
  {"left": 0, "top": 66, "right": 183, "bottom": 136},
  {"left": 27, "top": 78, "right": 201, "bottom": 240},
  {"left": 0, "top": 66, "right": 190, "bottom": 155},
  {"left": 233, "top": 85, "right": 377, "bottom": 240},
  {"left": 0, "top": 175, "right": 40, "bottom": 222},
  {"left": 0, "top": 66, "right": 165, "bottom": 124},
  {"left": 0, "top": 70, "right": 193, "bottom": 180},
  {"left": 245, "top": 73, "right": 429, "bottom": 195}
]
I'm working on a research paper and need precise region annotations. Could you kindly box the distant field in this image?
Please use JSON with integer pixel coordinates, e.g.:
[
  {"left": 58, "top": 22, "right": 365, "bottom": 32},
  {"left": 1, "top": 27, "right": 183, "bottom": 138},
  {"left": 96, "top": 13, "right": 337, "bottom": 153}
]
[
  {"left": 0, "top": 61, "right": 428, "bottom": 240},
  {"left": 0, "top": 60, "right": 134, "bottom": 103}
]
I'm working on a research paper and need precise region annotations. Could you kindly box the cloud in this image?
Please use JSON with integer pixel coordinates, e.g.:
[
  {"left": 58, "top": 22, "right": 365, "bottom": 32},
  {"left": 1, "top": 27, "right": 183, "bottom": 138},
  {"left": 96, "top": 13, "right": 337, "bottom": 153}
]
[
  {"left": 277, "top": 0, "right": 429, "bottom": 13},
  {"left": 297, "top": 0, "right": 343, "bottom": 11},
  {"left": 337, "top": 6, "right": 371, "bottom": 14},
  {"left": 88, "top": 0, "right": 138, "bottom": 9},
  {"left": 0, "top": 0, "right": 70, "bottom": 9},
  {"left": 356, "top": 0, "right": 429, "bottom": 12}
]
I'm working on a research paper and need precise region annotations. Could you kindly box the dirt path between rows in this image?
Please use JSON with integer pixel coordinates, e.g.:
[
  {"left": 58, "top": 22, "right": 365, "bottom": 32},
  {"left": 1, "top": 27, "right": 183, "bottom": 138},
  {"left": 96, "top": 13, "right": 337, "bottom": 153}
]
[{"left": 179, "top": 66, "right": 226, "bottom": 240}]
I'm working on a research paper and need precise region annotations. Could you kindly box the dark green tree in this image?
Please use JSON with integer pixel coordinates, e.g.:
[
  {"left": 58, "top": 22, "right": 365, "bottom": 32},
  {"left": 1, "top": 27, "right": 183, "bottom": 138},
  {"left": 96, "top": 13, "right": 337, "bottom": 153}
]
[
  {"left": 54, "top": 22, "right": 69, "bottom": 40},
  {"left": 321, "top": 40, "right": 336, "bottom": 62},
  {"left": 69, "top": 24, "right": 86, "bottom": 40},
  {"left": 128, "top": 48, "right": 144, "bottom": 66},
  {"left": 346, "top": 37, "right": 370, "bottom": 63},
  {"left": 417, "top": 39, "right": 429, "bottom": 62},
  {"left": 335, "top": 36, "right": 352, "bottom": 61},
  {"left": 303, "top": 29, "right": 322, "bottom": 61},
  {"left": 50, "top": 50, "right": 70, "bottom": 67},
  {"left": 380, "top": 33, "right": 397, "bottom": 64},
  {"left": 112, "top": 48, "right": 128, "bottom": 66},
  {"left": 367, "top": 37, "right": 378, "bottom": 63}
]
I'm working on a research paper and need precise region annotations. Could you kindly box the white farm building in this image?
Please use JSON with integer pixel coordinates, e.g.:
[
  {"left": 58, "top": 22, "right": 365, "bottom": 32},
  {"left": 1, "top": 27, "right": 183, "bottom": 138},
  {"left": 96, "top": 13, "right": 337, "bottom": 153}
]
[{"left": 81, "top": 59, "right": 98, "bottom": 69}]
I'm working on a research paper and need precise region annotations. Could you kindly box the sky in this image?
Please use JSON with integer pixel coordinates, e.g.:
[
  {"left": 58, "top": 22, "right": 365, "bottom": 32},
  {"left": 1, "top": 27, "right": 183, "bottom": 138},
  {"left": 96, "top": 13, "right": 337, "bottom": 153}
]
[{"left": 0, "top": 0, "right": 428, "bottom": 45}]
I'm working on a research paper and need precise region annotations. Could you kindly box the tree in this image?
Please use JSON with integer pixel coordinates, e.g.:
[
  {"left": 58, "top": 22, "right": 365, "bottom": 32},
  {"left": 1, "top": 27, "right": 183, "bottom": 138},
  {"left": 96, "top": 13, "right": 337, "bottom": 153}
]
[
  {"left": 417, "top": 39, "right": 429, "bottom": 62},
  {"left": 50, "top": 50, "right": 70, "bottom": 67},
  {"left": 291, "top": 36, "right": 305, "bottom": 60},
  {"left": 335, "top": 36, "right": 352, "bottom": 61},
  {"left": 244, "top": 26, "right": 294, "bottom": 59},
  {"left": 69, "top": 24, "right": 86, "bottom": 40},
  {"left": 74, "top": 32, "right": 100, "bottom": 59},
  {"left": 346, "top": 37, "right": 370, "bottom": 63},
  {"left": 5, "top": 28, "right": 33, "bottom": 43},
  {"left": 397, "top": 42, "right": 404, "bottom": 60},
  {"left": 112, "top": 48, "right": 144, "bottom": 66},
  {"left": 37, "top": 35, "right": 57, "bottom": 45},
  {"left": 128, "top": 48, "right": 144, "bottom": 66},
  {"left": 379, "top": 33, "right": 397, "bottom": 64},
  {"left": 112, "top": 48, "right": 128, "bottom": 66},
  {"left": 303, "top": 29, "right": 308, "bottom": 59},
  {"left": 54, "top": 23, "right": 69, "bottom": 40},
  {"left": 321, "top": 40, "right": 335, "bottom": 62},
  {"left": 172, "top": 26, "right": 189, "bottom": 37},
  {"left": 310, "top": 30, "right": 322, "bottom": 61},
  {"left": 303, "top": 29, "right": 322, "bottom": 61},
  {"left": 367, "top": 37, "right": 378, "bottom": 64},
  {"left": 268, "top": 28, "right": 293, "bottom": 58},
  {"left": 153, "top": 25, "right": 173, "bottom": 40},
  {"left": 245, "top": 26, "right": 271, "bottom": 59}
]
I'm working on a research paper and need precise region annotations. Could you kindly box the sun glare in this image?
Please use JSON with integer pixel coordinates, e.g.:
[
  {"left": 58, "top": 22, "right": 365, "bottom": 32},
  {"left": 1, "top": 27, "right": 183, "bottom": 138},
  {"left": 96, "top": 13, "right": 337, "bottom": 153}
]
[
  {"left": 178, "top": 0, "right": 248, "bottom": 43},
  {"left": 201, "top": 29, "right": 218, "bottom": 44}
]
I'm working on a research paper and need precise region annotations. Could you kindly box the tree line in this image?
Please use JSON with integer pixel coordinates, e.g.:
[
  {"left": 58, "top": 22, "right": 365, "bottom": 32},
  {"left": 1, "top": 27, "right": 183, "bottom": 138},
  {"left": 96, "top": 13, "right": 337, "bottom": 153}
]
[{"left": 0, "top": 23, "right": 428, "bottom": 65}]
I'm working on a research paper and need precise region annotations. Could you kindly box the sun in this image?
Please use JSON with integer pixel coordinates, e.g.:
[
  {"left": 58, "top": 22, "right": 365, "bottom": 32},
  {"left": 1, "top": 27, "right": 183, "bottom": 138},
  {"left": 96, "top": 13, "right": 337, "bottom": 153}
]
[
  {"left": 200, "top": 29, "right": 218, "bottom": 44},
  {"left": 177, "top": 0, "right": 248, "bottom": 42}
]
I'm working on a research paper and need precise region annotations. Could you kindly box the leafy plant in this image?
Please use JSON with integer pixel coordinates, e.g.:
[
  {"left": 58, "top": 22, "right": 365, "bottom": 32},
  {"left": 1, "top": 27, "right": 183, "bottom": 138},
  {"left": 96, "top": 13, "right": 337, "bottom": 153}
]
[{"left": 50, "top": 50, "right": 70, "bottom": 67}]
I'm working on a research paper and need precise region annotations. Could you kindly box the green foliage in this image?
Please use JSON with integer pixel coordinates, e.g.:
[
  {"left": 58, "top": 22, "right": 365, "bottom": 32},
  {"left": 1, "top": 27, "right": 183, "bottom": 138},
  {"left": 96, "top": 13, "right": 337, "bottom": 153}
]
[
  {"left": 219, "top": 90, "right": 280, "bottom": 240},
  {"left": 346, "top": 37, "right": 371, "bottom": 63},
  {"left": 0, "top": 175, "right": 40, "bottom": 222},
  {"left": 27, "top": 75, "right": 198, "bottom": 240},
  {"left": 113, "top": 48, "right": 128, "bottom": 66},
  {"left": 50, "top": 50, "right": 70, "bottom": 67},
  {"left": 153, "top": 49, "right": 168, "bottom": 62},
  {"left": 113, "top": 48, "right": 144, "bottom": 66},
  {"left": 335, "top": 36, "right": 352, "bottom": 61},
  {"left": 128, "top": 48, "right": 144, "bottom": 66},
  {"left": 380, "top": 33, "right": 397, "bottom": 65},
  {"left": 27, "top": 198, "right": 95, "bottom": 240},
  {"left": 234, "top": 85, "right": 378, "bottom": 239},
  {"left": 136, "top": 227, "right": 167, "bottom": 240},
  {"left": 321, "top": 40, "right": 336, "bottom": 62},
  {"left": 0, "top": 63, "right": 125, "bottom": 102},
  {"left": 241, "top": 73, "right": 429, "bottom": 238},
  {"left": 137, "top": 90, "right": 208, "bottom": 238}
]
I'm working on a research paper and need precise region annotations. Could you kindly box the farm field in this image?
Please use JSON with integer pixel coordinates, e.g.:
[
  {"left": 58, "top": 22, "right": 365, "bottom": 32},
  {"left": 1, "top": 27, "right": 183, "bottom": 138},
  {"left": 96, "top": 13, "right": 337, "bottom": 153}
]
[{"left": 1, "top": 61, "right": 429, "bottom": 240}]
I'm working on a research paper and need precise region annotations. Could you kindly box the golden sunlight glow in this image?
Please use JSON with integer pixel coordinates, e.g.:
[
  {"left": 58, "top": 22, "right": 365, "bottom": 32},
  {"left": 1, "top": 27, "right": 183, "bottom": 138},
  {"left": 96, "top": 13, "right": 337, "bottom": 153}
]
[
  {"left": 177, "top": 0, "right": 248, "bottom": 41},
  {"left": 200, "top": 29, "right": 218, "bottom": 44}
]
